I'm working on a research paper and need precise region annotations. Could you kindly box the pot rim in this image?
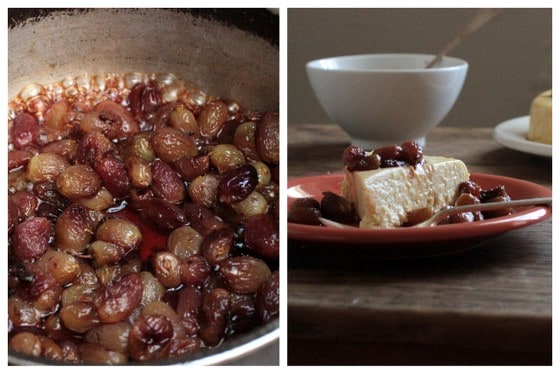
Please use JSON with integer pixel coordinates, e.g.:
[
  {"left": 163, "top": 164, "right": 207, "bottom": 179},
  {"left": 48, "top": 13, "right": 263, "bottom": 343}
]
[{"left": 9, "top": 319, "right": 279, "bottom": 365}]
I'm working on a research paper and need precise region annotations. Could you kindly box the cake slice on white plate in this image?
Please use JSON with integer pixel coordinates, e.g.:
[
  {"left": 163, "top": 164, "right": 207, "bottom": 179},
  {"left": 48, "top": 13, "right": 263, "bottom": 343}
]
[{"left": 528, "top": 89, "right": 552, "bottom": 145}]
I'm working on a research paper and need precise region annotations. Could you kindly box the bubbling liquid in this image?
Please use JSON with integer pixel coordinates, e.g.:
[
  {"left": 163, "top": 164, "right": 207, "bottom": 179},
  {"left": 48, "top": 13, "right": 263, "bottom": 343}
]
[{"left": 9, "top": 72, "right": 212, "bottom": 129}]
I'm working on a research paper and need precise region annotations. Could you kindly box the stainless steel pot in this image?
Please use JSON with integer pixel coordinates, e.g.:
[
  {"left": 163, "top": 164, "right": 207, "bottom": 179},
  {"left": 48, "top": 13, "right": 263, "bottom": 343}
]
[{"left": 8, "top": 8, "right": 279, "bottom": 365}]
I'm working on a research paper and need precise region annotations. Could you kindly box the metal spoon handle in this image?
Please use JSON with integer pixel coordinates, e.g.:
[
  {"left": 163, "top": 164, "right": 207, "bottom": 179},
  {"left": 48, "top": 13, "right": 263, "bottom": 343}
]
[
  {"left": 426, "top": 8, "right": 503, "bottom": 68},
  {"left": 423, "top": 196, "right": 552, "bottom": 226}
]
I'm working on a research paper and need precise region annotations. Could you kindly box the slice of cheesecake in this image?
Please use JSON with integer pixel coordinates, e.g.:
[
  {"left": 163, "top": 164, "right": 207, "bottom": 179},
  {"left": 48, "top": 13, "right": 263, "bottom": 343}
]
[{"left": 341, "top": 156, "right": 470, "bottom": 228}]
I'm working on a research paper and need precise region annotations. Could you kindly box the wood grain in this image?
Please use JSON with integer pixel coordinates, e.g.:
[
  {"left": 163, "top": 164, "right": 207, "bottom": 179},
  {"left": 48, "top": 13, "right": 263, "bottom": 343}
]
[{"left": 288, "top": 124, "right": 552, "bottom": 365}]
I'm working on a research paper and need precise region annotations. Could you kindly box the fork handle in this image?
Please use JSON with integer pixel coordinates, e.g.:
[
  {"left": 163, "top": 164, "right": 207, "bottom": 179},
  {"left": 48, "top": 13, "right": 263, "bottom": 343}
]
[{"left": 429, "top": 196, "right": 552, "bottom": 225}]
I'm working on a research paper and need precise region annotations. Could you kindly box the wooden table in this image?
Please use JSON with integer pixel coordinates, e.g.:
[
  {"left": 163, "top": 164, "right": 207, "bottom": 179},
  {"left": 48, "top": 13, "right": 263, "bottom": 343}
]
[{"left": 287, "top": 124, "right": 552, "bottom": 365}]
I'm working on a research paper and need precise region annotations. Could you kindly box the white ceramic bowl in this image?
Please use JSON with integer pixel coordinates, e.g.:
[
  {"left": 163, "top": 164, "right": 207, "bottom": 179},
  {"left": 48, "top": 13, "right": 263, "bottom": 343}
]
[{"left": 306, "top": 53, "right": 468, "bottom": 148}]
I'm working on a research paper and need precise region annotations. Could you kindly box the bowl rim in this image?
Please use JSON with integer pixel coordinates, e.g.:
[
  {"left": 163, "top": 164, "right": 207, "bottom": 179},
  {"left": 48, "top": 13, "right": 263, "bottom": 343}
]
[{"left": 306, "top": 53, "right": 468, "bottom": 73}]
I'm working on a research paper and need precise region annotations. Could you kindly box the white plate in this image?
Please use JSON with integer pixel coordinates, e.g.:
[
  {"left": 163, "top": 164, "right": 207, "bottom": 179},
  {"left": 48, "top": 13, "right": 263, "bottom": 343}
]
[{"left": 493, "top": 116, "right": 551, "bottom": 157}]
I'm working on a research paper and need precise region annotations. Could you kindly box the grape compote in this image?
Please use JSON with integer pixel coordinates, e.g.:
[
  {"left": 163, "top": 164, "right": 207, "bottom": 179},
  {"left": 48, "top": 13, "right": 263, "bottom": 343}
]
[{"left": 8, "top": 73, "right": 279, "bottom": 364}]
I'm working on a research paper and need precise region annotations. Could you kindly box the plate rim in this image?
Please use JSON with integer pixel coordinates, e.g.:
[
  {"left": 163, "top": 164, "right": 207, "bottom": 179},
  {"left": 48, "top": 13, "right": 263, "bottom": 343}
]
[
  {"left": 493, "top": 115, "right": 552, "bottom": 157},
  {"left": 287, "top": 172, "right": 552, "bottom": 245}
]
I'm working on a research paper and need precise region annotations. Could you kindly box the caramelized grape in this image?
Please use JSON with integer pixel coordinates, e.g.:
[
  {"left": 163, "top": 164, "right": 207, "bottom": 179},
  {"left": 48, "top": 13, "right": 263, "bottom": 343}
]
[
  {"left": 128, "top": 314, "right": 173, "bottom": 361},
  {"left": 59, "top": 301, "right": 101, "bottom": 333},
  {"left": 126, "top": 155, "right": 152, "bottom": 189},
  {"left": 243, "top": 213, "right": 279, "bottom": 260},
  {"left": 173, "top": 154, "right": 210, "bottom": 182},
  {"left": 32, "top": 249, "right": 80, "bottom": 286},
  {"left": 256, "top": 270, "right": 279, "bottom": 323},
  {"left": 233, "top": 121, "right": 261, "bottom": 161},
  {"left": 290, "top": 197, "right": 320, "bottom": 210},
  {"left": 75, "top": 131, "right": 116, "bottom": 167},
  {"left": 183, "top": 203, "right": 226, "bottom": 236},
  {"left": 42, "top": 139, "right": 78, "bottom": 162},
  {"left": 84, "top": 322, "right": 131, "bottom": 354},
  {"left": 10, "top": 332, "right": 44, "bottom": 358},
  {"left": 342, "top": 145, "right": 381, "bottom": 171},
  {"left": 210, "top": 144, "right": 246, "bottom": 174},
  {"left": 166, "top": 226, "right": 203, "bottom": 260},
  {"left": 89, "top": 240, "right": 127, "bottom": 267},
  {"left": 343, "top": 145, "right": 366, "bottom": 170},
  {"left": 95, "top": 218, "right": 142, "bottom": 251},
  {"left": 43, "top": 101, "right": 71, "bottom": 139},
  {"left": 480, "top": 185, "right": 510, "bottom": 202},
  {"left": 215, "top": 118, "right": 241, "bottom": 144},
  {"left": 320, "top": 191, "right": 358, "bottom": 224},
  {"left": 13, "top": 217, "right": 53, "bottom": 261},
  {"left": 374, "top": 144, "right": 403, "bottom": 163},
  {"left": 79, "top": 109, "right": 129, "bottom": 141},
  {"left": 152, "top": 252, "right": 182, "bottom": 288},
  {"left": 94, "top": 155, "right": 131, "bottom": 199},
  {"left": 129, "top": 81, "right": 162, "bottom": 121},
  {"left": 33, "top": 181, "right": 70, "bottom": 211},
  {"left": 61, "top": 284, "right": 97, "bottom": 306},
  {"left": 169, "top": 106, "right": 199, "bottom": 135},
  {"left": 95, "top": 272, "right": 143, "bottom": 323},
  {"left": 198, "top": 100, "right": 228, "bottom": 138},
  {"left": 229, "top": 293, "right": 258, "bottom": 333},
  {"left": 135, "top": 198, "right": 187, "bottom": 232},
  {"left": 288, "top": 206, "right": 322, "bottom": 225},
  {"left": 9, "top": 190, "right": 38, "bottom": 220},
  {"left": 231, "top": 191, "right": 269, "bottom": 219},
  {"left": 180, "top": 255, "right": 211, "bottom": 286},
  {"left": 199, "top": 288, "right": 230, "bottom": 347},
  {"left": 56, "top": 164, "right": 102, "bottom": 200},
  {"left": 138, "top": 271, "right": 165, "bottom": 308},
  {"left": 8, "top": 295, "right": 41, "bottom": 328},
  {"left": 455, "top": 192, "right": 481, "bottom": 206},
  {"left": 201, "top": 227, "right": 234, "bottom": 265},
  {"left": 12, "top": 112, "right": 39, "bottom": 149},
  {"left": 78, "top": 187, "right": 114, "bottom": 211},
  {"left": 26, "top": 153, "right": 70, "bottom": 183},
  {"left": 117, "top": 133, "right": 155, "bottom": 162},
  {"left": 55, "top": 204, "right": 99, "bottom": 254},
  {"left": 151, "top": 127, "right": 197, "bottom": 164},
  {"left": 255, "top": 112, "right": 279, "bottom": 164},
  {"left": 188, "top": 174, "right": 220, "bottom": 208},
  {"left": 90, "top": 100, "right": 139, "bottom": 140},
  {"left": 8, "top": 149, "right": 32, "bottom": 171},
  {"left": 9, "top": 340, "right": 50, "bottom": 363},
  {"left": 151, "top": 159, "right": 185, "bottom": 203},
  {"left": 219, "top": 256, "right": 272, "bottom": 294},
  {"left": 459, "top": 180, "right": 482, "bottom": 199},
  {"left": 217, "top": 164, "right": 258, "bottom": 204},
  {"left": 176, "top": 286, "right": 202, "bottom": 335},
  {"left": 400, "top": 140, "right": 423, "bottom": 166}
]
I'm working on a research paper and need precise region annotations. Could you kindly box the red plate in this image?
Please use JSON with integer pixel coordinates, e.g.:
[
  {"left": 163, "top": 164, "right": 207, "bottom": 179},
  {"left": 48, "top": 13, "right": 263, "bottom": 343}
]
[{"left": 288, "top": 173, "right": 552, "bottom": 258}]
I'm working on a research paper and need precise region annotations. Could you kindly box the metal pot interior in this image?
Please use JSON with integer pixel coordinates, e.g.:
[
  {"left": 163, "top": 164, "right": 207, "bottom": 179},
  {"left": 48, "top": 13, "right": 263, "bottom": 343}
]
[{"left": 8, "top": 8, "right": 279, "bottom": 365}]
